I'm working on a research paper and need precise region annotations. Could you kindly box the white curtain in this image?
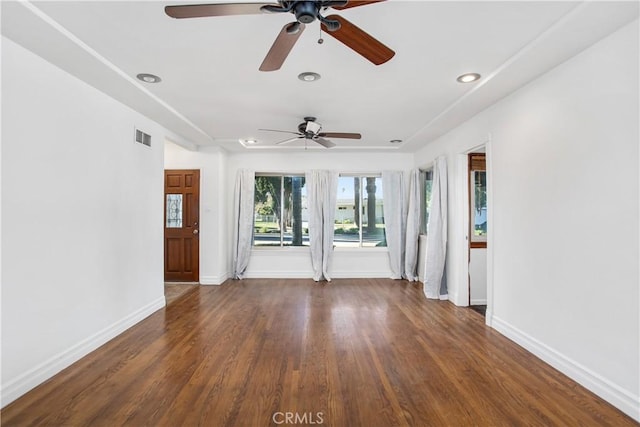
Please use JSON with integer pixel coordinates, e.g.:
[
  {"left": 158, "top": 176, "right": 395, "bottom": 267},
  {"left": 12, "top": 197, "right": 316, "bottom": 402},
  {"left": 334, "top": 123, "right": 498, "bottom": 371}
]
[
  {"left": 306, "top": 170, "right": 338, "bottom": 281},
  {"left": 232, "top": 169, "right": 255, "bottom": 279},
  {"left": 382, "top": 171, "right": 407, "bottom": 279},
  {"left": 424, "top": 157, "right": 448, "bottom": 299},
  {"left": 404, "top": 169, "right": 422, "bottom": 281}
]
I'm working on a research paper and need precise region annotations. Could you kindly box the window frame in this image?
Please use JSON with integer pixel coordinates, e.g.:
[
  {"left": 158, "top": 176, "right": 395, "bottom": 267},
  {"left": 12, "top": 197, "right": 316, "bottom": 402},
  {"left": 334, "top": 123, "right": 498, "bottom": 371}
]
[{"left": 252, "top": 172, "right": 388, "bottom": 250}]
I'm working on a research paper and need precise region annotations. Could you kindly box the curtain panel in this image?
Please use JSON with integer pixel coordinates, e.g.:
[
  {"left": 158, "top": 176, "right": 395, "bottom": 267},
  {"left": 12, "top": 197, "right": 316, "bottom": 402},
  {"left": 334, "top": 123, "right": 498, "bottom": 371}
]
[
  {"left": 232, "top": 169, "right": 255, "bottom": 279},
  {"left": 382, "top": 171, "right": 407, "bottom": 279},
  {"left": 306, "top": 170, "right": 338, "bottom": 281},
  {"left": 424, "top": 157, "right": 448, "bottom": 299},
  {"left": 383, "top": 169, "right": 422, "bottom": 281},
  {"left": 404, "top": 169, "right": 422, "bottom": 281}
]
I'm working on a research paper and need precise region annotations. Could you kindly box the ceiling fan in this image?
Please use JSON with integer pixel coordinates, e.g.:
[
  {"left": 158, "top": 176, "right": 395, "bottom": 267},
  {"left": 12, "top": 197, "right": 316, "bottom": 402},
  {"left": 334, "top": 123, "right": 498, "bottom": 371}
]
[
  {"left": 165, "top": 1, "right": 395, "bottom": 71},
  {"left": 259, "top": 117, "right": 361, "bottom": 148}
]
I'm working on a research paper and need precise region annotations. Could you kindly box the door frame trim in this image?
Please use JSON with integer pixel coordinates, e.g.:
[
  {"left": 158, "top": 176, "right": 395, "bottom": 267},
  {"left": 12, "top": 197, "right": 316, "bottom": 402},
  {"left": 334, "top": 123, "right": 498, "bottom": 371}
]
[{"left": 457, "top": 136, "right": 493, "bottom": 326}]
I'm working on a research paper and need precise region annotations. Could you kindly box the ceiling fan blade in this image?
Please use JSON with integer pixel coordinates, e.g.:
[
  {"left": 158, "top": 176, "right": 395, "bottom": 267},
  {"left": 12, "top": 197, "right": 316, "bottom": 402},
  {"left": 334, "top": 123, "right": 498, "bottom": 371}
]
[
  {"left": 259, "top": 22, "right": 306, "bottom": 71},
  {"left": 259, "top": 128, "right": 301, "bottom": 135},
  {"left": 331, "top": 1, "right": 385, "bottom": 10},
  {"left": 165, "top": 3, "right": 276, "bottom": 19},
  {"left": 318, "top": 132, "right": 361, "bottom": 139},
  {"left": 315, "top": 137, "right": 336, "bottom": 148},
  {"left": 321, "top": 15, "right": 394, "bottom": 65},
  {"left": 276, "top": 136, "right": 304, "bottom": 145}
]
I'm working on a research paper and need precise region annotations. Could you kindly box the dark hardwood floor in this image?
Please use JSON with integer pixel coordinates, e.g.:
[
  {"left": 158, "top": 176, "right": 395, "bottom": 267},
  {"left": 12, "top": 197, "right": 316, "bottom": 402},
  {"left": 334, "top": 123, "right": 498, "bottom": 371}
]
[
  {"left": 164, "top": 282, "right": 198, "bottom": 305},
  {"left": 1, "top": 279, "right": 636, "bottom": 426}
]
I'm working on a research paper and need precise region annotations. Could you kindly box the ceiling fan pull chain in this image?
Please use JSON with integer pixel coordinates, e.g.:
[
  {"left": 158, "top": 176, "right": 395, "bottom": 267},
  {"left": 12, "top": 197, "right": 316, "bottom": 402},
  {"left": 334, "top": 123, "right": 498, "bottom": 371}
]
[{"left": 318, "top": 26, "right": 324, "bottom": 44}]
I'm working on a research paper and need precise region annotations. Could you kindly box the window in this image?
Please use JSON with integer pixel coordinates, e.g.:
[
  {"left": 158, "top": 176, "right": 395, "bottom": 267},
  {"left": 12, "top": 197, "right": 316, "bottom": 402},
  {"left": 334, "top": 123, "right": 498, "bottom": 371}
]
[
  {"left": 421, "top": 170, "right": 433, "bottom": 234},
  {"left": 469, "top": 153, "right": 487, "bottom": 247},
  {"left": 254, "top": 175, "right": 308, "bottom": 247},
  {"left": 334, "top": 176, "right": 386, "bottom": 248}
]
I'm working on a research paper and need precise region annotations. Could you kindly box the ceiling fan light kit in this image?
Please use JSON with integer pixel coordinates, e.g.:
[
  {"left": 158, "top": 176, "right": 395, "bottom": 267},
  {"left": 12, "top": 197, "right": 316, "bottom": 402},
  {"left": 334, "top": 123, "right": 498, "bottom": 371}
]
[
  {"left": 165, "top": 1, "right": 395, "bottom": 71},
  {"left": 305, "top": 120, "right": 322, "bottom": 134}
]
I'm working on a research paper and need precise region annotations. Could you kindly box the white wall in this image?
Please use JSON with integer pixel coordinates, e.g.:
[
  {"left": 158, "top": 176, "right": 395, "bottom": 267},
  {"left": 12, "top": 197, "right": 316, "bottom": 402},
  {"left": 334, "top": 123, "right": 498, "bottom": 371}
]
[
  {"left": 226, "top": 151, "right": 413, "bottom": 278},
  {"left": 413, "top": 20, "right": 639, "bottom": 419},
  {"left": 1, "top": 37, "right": 168, "bottom": 406},
  {"left": 164, "top": 142, "right": 228, "bottom": 284},
  {"left": 469, "top": 249, "right": 487, "bottom": 305}
]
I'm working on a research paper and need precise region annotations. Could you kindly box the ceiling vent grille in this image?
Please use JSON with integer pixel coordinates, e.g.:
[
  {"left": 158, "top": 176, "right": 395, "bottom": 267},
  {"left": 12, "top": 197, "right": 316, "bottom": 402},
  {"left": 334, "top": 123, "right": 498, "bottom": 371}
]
[{"left": 135, "top": 128, "right": 151, "bottom": 147}]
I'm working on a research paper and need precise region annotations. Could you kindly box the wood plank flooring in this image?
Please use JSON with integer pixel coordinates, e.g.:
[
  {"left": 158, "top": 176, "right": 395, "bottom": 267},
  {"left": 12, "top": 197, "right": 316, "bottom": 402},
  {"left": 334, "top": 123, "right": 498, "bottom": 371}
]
[
  {"left": 1, "top": 279, "right": 636, "bottom": 426},
  {"left": 164, "top": 283, "right": 198, "bottom": 306}
]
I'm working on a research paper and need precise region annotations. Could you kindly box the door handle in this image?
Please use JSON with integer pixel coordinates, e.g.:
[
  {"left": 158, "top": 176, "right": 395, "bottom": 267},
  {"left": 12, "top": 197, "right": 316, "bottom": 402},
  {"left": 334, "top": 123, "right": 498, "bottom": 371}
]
[{"left": 193, "top": 229, "right": 199, "bottom": 235}]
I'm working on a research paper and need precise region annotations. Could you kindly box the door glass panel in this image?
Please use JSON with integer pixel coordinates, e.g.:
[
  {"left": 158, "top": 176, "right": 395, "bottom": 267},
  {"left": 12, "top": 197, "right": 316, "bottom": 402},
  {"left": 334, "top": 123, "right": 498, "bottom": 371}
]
[{"left": 166, "top": 194, "right": 183, "bottom": 228}]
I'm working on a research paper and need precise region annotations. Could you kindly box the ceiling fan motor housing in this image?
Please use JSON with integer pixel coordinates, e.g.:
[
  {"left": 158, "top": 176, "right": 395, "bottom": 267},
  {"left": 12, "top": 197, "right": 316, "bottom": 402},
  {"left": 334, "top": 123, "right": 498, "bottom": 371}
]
[{"left": 294, "top": 1, "right": 319, "bottom": 23}]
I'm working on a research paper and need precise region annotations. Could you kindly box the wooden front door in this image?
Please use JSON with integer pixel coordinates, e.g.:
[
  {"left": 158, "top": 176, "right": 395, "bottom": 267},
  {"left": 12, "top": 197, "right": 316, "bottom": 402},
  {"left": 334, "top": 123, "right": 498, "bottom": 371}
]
[{"left": 164, "top": 169, "right": 200, "bottom": 282}]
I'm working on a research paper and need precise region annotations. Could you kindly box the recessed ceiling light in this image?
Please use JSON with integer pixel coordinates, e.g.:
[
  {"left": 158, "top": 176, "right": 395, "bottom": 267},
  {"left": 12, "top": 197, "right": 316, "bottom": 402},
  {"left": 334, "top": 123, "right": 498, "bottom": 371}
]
[
  {"left": 456, "top": 73, "right": 481, "bottom": 83},
  {"left": 136, "top": 73, "right": 161, "bottom": 83},
  {"left": 390, "top": 139, "right": 402, "bottom": 144},
  {"left": 298, "top": 72, "right": 321, "bottom": 82}
]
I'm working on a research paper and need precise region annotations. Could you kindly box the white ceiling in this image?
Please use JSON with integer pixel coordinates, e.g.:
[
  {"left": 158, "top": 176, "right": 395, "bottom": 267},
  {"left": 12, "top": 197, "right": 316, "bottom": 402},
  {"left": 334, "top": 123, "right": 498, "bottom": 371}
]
[{"left": 2, "top": 1, "right": 638, "bottom": 153}]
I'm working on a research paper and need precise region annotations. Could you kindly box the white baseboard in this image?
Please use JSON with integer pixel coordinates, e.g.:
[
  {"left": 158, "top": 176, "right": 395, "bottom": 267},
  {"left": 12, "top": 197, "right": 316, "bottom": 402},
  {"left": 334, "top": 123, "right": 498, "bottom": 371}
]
[
  {"left": 243, "top": 271, "right": 313, "bottom": 279},
  {"left": 470, "top": 298, "right": 487, "bottom": 305},
  {"left": 485, "top": 308, "right": 493, "bottom": 327},
  {"left": 242, "top": 271, "right": 392, "bottom": 279},
  {"left": 491, "top": 315, "right": 640, "bottom": 422},
  {"left": 0, "top": 296, "right": 166, "bottom": 408},
  {"left": 200, "top": 273, "right": 229, "bottom": 285},
  {"left": 330, "top": 271, "right": 392, "bottom": 279},
  {"left": 448, "top": 291, "right": 466, "bottom": 306}
]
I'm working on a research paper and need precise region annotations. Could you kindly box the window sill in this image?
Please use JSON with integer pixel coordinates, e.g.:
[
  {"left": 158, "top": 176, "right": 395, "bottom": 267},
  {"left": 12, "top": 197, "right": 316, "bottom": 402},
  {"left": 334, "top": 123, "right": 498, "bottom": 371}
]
[
  {"left": 251, "top": 246, "right": 310, "bottom": 254},
  {"left": 250, "top": 246, "right": 389, "bottom": 254},
  {"left": 334, "top": 247, "right": 389, "bottom": 254}
]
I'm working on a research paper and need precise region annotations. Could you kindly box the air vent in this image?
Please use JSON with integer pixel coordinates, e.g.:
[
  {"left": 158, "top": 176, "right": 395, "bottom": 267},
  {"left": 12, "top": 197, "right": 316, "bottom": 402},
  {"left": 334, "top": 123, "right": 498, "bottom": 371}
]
[{"left": 135, "top": 128, "right": 151, "bottom": 147}]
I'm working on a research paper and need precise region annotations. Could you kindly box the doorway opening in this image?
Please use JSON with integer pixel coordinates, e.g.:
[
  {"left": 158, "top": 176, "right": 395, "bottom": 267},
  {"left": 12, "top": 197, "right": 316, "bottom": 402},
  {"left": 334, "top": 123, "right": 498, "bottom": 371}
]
[{"left": 467, "top": 152, "right": 487, "bottom": 316}]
